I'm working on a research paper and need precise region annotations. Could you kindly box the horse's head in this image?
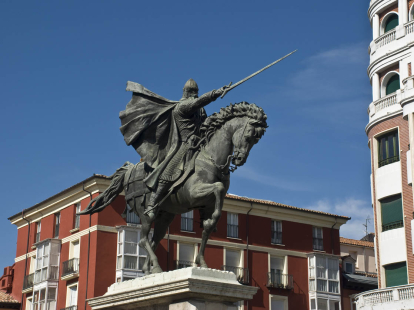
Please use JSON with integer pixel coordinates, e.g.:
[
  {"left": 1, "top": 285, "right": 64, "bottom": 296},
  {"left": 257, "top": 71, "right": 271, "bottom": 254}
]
[{"left": 232, "top": 118, "right": 266, "bottom": 166}]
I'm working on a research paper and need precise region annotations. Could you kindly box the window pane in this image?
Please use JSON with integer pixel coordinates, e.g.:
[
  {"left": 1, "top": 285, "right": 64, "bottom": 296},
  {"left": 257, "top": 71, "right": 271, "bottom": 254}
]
[
  {"left": 309, "top": 267, "right": 315, "bottom": 278},
  {"left": 317, "top": 279, "right": 327, "bottom": 291},
  {"left": 124, "top": 242, "right": 137, "bottom": 255},
  {"left": 310, "top": 299, "right": 316, "bottom": 310},
  {"left": 271, "top": 299, "right": 284, "bottom": 310},
  {"left": 329, "top": 300, "right": 340, "bottom": 310},
  {"left": 139, "top": 257, "right": 146, "bottom": 270},
  {"left": 309, "top": 256, "right": 315, "bottom": 267},
  {"left": 118, "top": 243, "right": 123, "bottom": 254},
  {"left": 44, "top": 243, "right": 49, "bottom": 256},
  {"left": 125, "top": 231, "right": 138, "bottom": 243},
  {"left": 40, "top": 289, "right": 46, "bottom": 301},
  {"left": 309, "top": 279, "right": 315, "bottom": 291},
  {"left": 117, "top": 256, "right": 122, "bottom": 269},
  {"left": 47, "top": 288, "right": 56, "bottom": 300},
  {"left": 124, "top": 256, "right": 137, "bottom": 269},
  {"left": 317, "top": 298, "right": 328, "bottom": 310},
  {"left": 329, "top": 281, "right": 339, "bottom": 293},
  {"left": 385, "top": 262, "right": 408, "bottom": 287}
]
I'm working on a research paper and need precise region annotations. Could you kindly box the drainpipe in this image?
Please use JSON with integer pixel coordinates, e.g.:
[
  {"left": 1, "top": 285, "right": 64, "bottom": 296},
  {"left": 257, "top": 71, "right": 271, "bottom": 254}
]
[
  {"left": 331, "top": 216, "right": 338, "bottom": 255},
  {"left": 82, "top": 183, "right": 93, "bottom": 310},
  {"left": 20, "top": 209, "right": 31, "bottom": 310},
  {"left": 246, "top": 204, "right": 253, "bottom": 310}
]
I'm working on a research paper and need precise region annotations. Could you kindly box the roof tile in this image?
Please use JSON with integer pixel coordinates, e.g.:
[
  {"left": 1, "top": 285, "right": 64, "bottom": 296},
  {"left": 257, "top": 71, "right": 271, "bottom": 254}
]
[{"left": 340, "top": 237, "right": 374, "bottom": 248}]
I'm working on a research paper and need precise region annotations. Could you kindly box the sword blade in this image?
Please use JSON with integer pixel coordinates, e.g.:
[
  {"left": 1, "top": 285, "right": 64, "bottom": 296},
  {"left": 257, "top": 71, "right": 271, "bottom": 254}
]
[{"left": 221, "top": 50, "right": 297, "bottom": 98}]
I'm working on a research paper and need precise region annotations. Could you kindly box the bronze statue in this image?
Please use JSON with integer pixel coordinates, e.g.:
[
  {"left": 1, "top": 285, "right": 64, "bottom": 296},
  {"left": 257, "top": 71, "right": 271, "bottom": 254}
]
[{"left": 79, "top": 51, "right": 296, "bottom": 274}]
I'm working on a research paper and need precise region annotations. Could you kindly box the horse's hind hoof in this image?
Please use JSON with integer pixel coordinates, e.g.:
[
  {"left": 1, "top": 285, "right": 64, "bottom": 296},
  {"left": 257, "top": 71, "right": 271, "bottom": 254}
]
[{"left": 152, "top": 266, "right": 163, "bottom": 274}]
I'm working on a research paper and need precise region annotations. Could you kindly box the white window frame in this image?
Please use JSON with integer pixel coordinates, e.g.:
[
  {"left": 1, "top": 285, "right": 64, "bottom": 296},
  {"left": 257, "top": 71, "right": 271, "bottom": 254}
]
[
  {"left": 69, "top": 239, "right": 80, "bottom": 260},
  {"left": 26, "top": 296, "right": 33, "bottom": 310},
  {"left": 65, "top": 282, "right": 78, "bottom": 308},
  {"left": 308, "top": 254, "right": 340, "bottom": 295},
  {"left": 270, "top": 294, "right": 288, "bottom": 310}
]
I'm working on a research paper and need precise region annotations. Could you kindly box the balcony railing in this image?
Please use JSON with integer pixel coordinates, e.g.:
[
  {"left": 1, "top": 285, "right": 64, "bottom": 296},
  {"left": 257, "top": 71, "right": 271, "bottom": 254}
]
[
  {"left": 313, "top": 238, "right": 324, "bottom": 251},
  {"left": 181, "top": 217, "right": 193, "bottom": 232},
  {"left": 175, "top": 260, "right": 195, "bottom": 269},
  {"left": 271, "top": 231, "right": 282, "bottom": 244},
  {"left": 62, "top": 258, "right": 79, "bottom": 277},
  {"left": 406, "top": 20, "right": 414, "bottom": 35},
  {"left": 355, "top": 284, "right": 414, "bottom": 308},
  {"left": 222, "top": 266, "right": 249, "bottom": 284},
  {"left": 227, "top": 224, "right": 238, "bottom": 238},
  {"left": 23, "top": 273, "right": 34, "bottom": 291},
  {"left": 267, "top": 272, "right": 294, "bottom": 289},
  {"left": 126, "top": 211, "right": 140, "bottom": 225},
  {"left": 374, "top": 93, "right": 398, "bottom": 113},
  {"left": 61, "top": 306, "right": 77, "bottom": 310},
  {"left": 379, "top": 155, "right": 399, "bottom": 168},
  {"left": 375, "top": 29, "right": 396, "bottom": 48},
  {"left": 382, "top": 220, "right": 404, "bottom": 232},
  {"left": 34, "top": 266, "right": 59, "bottom": 283}
]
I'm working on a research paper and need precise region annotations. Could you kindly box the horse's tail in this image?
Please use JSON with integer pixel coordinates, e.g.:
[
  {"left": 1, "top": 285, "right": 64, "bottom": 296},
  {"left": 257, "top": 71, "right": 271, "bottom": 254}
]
[{"left": 78, "top": 162, "right": 134, "bottom": 215}]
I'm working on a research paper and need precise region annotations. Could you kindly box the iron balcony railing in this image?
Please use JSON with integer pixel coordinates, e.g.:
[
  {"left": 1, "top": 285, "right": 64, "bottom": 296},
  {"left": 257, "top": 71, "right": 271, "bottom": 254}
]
[
  {"left": 227, "top": 224, "right": 238, "bottom": 238},
  {"left": 181, "top": 217, "right": 193, "bottom": 232},
  {"left": 379, "top": 155, "right": 399, "bottom": 168},
  {"left": 62, "top": 258, "right": 79, "bottom": 277},
  {"left": 126, "top": 211, "right": 140, "bottom": 224},
  {"left": 23, "top": 273, "right": 34, "bottom": 290},
  {"left": 267, "top": 272, "right": 294, "bottom": 289},
  {"left": 313, "top": 238, "right": 324, "bottom": 251},
  {"left": 271, "top": 231, "right": 282, "bottom": 244},
  {"left": 222, "top": 266, "right": 249, "bottom": 284},
  {"left": 61, "top": 306, "right": 77, "bottom": 310},
  {"left": 382, "top": 220, "right": 404, "bottom": 232},
  {"left": 175, "top": 260, "right": 195, "bottom": 269}
]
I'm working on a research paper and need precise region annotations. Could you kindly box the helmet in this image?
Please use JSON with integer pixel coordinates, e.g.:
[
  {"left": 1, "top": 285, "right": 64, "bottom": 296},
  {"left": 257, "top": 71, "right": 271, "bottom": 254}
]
[{"left": 183, "top": 78, "right": 199, "bottom": 92}]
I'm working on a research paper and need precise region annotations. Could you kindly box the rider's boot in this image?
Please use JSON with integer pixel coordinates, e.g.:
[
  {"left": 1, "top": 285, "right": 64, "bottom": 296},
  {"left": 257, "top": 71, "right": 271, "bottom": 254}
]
[{"left": 145, "top": 181, "right": 170, "bottom": 218}]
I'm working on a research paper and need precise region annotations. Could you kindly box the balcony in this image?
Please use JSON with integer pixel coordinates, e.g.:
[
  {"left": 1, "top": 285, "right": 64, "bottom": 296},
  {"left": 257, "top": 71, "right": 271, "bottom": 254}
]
[
  {"left": 267, "top": 272, "right": 294, "bottom": 290},
  {"left": 175, "top": 260, "right": 195, "bottom": 269},
  {"left": 34, "top": 266, "right": 59, "bottom": 283},
  {"left": 22, "top": 273, "right": 34, "bottom": 293},
  {"left": 61, "top": 258, "right": 79, "bottom": 280},
  {"left": 356, "top": 284, "right": 414, "bottom": 309},
  {"left": 222, "top": 266, "right": 249, "bottom": 285},
  {"left": 61, "top": 306, "right": 77, "bottom": 310}
]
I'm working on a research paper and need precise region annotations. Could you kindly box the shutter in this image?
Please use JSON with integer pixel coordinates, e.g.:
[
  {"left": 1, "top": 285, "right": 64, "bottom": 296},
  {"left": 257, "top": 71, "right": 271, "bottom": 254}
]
[
  {"left": 385, "top": 262, "right": 408, "bottom": 287},
  {"left": 385, "top": 14, "right": 399, "bottom": 33},
  {"left": 381, "top": 194, "right": 403, "bottom": 226},
  {"left": 386, "top": 74, "right": 400, "bottom": 95}
]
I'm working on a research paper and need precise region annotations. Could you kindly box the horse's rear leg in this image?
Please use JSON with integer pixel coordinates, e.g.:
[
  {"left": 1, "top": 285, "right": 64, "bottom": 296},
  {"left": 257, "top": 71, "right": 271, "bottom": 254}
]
[
  {"left": 191, "top": 182, "right": 226, "bottom": 268},
  {"left": 139, "top": 213, "right": 163, "bottom": 274},
  {"left": 143, "top": 211, "right": 175, "bottom": 273}
]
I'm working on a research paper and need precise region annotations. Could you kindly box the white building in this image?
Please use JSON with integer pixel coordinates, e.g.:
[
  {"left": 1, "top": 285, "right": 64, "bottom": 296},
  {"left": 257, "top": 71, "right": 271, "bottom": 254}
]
[{"left": 356, "top": 0, "right": 414, "bottom": 308}]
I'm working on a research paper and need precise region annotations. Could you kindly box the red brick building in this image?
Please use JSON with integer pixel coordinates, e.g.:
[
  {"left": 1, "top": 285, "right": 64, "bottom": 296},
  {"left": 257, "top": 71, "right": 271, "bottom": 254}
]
[{"left": 5, "top": 174, "right": 351, "bottom": 310}]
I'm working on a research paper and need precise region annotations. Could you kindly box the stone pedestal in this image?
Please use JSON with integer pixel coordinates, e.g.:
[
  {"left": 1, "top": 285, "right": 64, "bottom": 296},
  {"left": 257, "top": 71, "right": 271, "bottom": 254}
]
[{"left": 87, "top": 268, "right": 258, "bottom": 310}]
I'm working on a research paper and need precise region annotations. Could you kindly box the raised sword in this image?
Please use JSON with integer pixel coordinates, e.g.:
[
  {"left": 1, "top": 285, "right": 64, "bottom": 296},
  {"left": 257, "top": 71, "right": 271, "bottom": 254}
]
[{"left": 220, "top": 50, "right": 297, "bottom": 98}]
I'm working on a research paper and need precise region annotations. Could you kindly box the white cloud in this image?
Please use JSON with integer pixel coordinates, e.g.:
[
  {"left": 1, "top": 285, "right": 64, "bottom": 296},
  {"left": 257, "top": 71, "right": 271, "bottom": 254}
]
[{"left": 305, "top": 197, "right": 375, "bottom": 240}]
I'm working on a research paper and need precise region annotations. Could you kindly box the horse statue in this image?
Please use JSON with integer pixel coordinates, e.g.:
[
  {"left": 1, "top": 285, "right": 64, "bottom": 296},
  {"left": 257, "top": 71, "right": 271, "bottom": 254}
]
[{"left": 79, "top": 102, "right": 267, "bottom": 274}]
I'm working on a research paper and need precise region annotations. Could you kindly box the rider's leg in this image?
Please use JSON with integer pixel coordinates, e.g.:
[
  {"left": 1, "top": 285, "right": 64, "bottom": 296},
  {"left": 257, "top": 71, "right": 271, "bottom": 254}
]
[{"left": 146, "top": 180, "right": 171, "bottom": 217}]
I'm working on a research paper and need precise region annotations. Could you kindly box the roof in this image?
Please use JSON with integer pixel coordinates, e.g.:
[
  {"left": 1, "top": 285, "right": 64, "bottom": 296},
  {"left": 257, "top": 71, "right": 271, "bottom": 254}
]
[
  {"left": 225, "top": 194, "right": 350, "bottom": 220},
  {"left": 360, "top": 233, "right": 375, "bottom": 242},
  {"left": 9, "top": 175, "right": 350, "bottom": 221},
  {"left": 340, "top": 237, "right": 374, "bottom": 248},
  {"left": 343, "top": 273, "right": 378, "bottom": 286},
  {"left": 0, "top": 291, "right": 19, "bottom": 304}
]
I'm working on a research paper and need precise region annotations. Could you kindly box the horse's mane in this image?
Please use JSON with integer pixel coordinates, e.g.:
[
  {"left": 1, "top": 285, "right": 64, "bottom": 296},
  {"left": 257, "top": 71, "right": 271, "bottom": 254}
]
[{"left": 200, "top": 101, "right": 268, "bottom": 142}]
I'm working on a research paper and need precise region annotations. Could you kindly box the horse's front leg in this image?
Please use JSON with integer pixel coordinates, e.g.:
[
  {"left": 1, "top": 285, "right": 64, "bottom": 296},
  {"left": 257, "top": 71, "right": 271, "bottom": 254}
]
[{"left": 191, "top": 182, "right": 226, "bottom": 268}]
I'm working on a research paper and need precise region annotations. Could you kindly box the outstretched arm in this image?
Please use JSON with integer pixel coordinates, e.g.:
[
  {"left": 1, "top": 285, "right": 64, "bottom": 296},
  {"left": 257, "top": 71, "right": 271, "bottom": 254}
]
[{"left": 179, "top": 86, "right": 227, "bottom": 115}]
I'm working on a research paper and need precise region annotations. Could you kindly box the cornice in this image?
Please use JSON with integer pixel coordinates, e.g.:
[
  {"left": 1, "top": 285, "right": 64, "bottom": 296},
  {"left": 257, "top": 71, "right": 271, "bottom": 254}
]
[
  {"left": 368, "top": 45, "right": 412, "bottom": 80},
  {"left": 368, "top": 0, "right": 397, "bottom": 21},
  {"left": 365, "top": 109, "right": 403, "bottom": 134}
]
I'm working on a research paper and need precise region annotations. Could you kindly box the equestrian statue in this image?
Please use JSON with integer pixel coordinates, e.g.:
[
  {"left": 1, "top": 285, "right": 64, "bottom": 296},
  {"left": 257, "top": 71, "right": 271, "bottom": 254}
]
[{"left": 79, "top": 51, "right": 296, "bottom": 274}]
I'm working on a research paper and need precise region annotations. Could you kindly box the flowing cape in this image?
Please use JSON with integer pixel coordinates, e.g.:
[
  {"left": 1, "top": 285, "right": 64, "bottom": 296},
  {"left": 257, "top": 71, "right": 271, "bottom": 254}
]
[{"left": 119, "top": 81, "right": 180, "bottom": 189}]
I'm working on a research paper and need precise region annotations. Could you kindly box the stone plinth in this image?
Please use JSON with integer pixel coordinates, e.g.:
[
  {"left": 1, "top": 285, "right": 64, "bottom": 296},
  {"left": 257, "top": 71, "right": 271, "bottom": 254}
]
[{"left": 87, "top": 267, "right": 258, "bottom": 310}]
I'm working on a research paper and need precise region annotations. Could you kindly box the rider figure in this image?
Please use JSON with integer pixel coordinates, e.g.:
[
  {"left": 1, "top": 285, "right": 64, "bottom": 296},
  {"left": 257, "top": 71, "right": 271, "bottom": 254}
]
[{"left": 146, "top": 79, "right": 227, "bottom": 218}]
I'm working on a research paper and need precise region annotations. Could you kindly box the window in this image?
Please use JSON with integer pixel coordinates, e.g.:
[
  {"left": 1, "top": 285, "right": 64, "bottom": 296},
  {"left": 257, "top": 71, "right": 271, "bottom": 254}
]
[
  {"left": 54, "top": 213, "right": 60, "bottom": 239},
  {"left": 35, "top": 221, "right": 41, "bottom": 243},
  {"left": 309, "top": 255, "right": 339, "bottom": 294},
  {"left": 224, "top": 249, "right": 247, "bottom": 284},
  {"left": 25, "top": 297, "right": 32, "bottom": 310},
  {"left": 33, "top": 287, "right": 57, "bottom": 310},
  {"left": 385, "top": 74, "right": 400, "bottom": 95},
  {"left": 271, "top": 220, "right": 282, "bottom": 244},
  {"left": 126, "top": 206, "right": 140, "bottom": 225},
  {"left": 227, "top": 213, "right": 238, "bottom": 238},
  {"left": 271, "top": 296, "right": 287, "bottom": 310},
  {"left": 177, "top": 243, "right": 195, "bottom": 268},
  {"left": 181, "top": 211, "right": 193, "bottom": 232},
  {"left": 345, "top": 262, "right": 353, "bottom": 273},
  {"left": 378, "top": 131, "right": 399, "bottom": 167},
  {"left": 74, "top": 204, "right": 81, "bottom": 229},
  {"left": 384, "top": 14, "right": 399, "bottom": 33},
  {"left": 66, "top": 283, "right": 78, "bottom": 309},
  {"left": 116, "top": 229, "right": 148, "bottom": 273},
  {"left": 381, "top": 194, "right": 403, "bottom": 231},
  {"left": 310, "top": 298, "right": 340, "bottom": 310},
  {"left": 313, "top": 227, "right": 323, "bottom": 251},
  {"left": 385, "top": 261, "right": 408, "bottom": 287},
  {"left": 269, "top": 256, "right": 290, "bottom": 288},
  {"left": 34, "top": 241, "right": 60, "bottom": 284}
]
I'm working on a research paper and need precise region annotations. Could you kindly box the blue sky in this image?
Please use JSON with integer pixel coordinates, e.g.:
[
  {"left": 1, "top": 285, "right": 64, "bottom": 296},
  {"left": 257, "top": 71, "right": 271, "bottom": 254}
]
[{"left": 0, "top": 0, "right": 373, "bottom": 268}]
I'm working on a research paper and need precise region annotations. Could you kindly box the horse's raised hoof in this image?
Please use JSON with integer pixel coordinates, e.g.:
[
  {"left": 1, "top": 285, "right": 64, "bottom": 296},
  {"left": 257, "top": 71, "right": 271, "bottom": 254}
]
[{"left": 151, "top": 265, "right": 163, "bottom": 274}]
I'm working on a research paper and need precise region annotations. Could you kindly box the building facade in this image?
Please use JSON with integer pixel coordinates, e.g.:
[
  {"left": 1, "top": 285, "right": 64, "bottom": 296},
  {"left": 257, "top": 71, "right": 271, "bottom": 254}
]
[
  {"left": 356, "top": 0, "right": 414, "bottom": 307},
  {"left": 4, "top": 174, "right": 351, "bottom": 310}
]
